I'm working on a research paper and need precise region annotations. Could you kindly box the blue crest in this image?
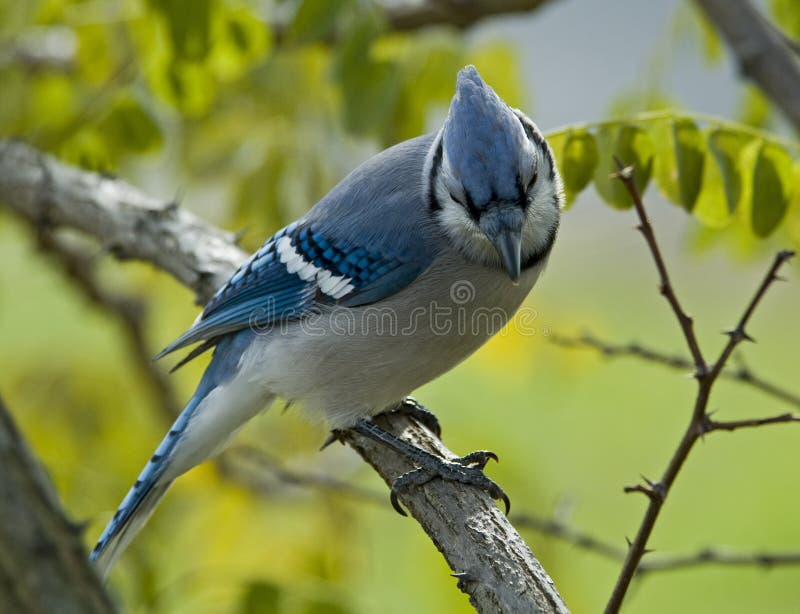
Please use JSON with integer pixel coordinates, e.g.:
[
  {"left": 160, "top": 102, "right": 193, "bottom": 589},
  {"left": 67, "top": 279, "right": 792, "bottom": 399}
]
[{"left": 442, "top": 66, "right": 529, "bottom": 207}]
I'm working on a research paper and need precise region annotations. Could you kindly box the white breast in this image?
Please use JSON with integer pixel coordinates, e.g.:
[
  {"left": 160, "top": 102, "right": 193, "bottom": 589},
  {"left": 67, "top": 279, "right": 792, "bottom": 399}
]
[{"left": 239, "top": 252, "right": 547, "bottom": 428}]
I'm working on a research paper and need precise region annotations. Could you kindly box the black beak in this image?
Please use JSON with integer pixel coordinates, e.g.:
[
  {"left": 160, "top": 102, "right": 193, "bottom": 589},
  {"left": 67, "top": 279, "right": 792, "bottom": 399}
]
[{"left": 490, "top": 227, "right": 522, "bottom": 283}]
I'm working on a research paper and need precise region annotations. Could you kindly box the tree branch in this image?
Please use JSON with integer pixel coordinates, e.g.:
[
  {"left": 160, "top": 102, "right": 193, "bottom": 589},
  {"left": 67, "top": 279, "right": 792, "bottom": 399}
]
[
  {"left": 604, "top": 161, "right": 795, "bottom": 614},
  {"left": 550, "top": 333, "right": 800, "bottom": 410},
  {"left": 639, "top": 548, "right": 800, "bottom": 573},
  {"left": 612, "top": 160, "right": 706, "bottom": 371},
  {"left": 0, "top": 140, "right": 568, "bottom": 614},
  {"left": 694, "top": 0, "right": 800, "bottom": 133},
  {"left": 0, "top": 395, "right": 116, "bottom": 613},
  {"left": 383, "top": 0, "right": 555, "bottom": 32},
  {"left": 703, "top": 412, "right": 800, "bottom": 433},
  {"left": 0, "top": 140, "right": 246, "bottom": 306}
]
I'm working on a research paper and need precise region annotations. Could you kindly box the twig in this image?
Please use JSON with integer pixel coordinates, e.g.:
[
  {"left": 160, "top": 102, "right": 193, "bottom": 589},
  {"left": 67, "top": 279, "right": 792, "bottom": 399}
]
[
  {"left": 218, "top": 445, "right": 385, "bottom": 505},
  {"left": 611, "top": 160, "right": 706, "bottom": 371},
  {"left": 639, "top": 549, "right": 800, "bottom": 573},
  {"left": 514, "top": 512, "right": 800, "bottom": 576},
  {"left": 513, "top": 514, "right": 627, "bottom": 561},
  {"left": 703, "top": 413, "right": 800, "bottom": 433},
  {"left": 550, "top": 333, "right": 800, "bottom": 409},
  {"left": 604, "top": 160, "right": 795, "bottom": 614}
]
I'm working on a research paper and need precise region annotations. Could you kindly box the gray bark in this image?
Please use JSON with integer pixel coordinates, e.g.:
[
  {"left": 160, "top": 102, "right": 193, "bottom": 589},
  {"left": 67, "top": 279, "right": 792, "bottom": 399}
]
[
  {"left": 694, "top": 0, "right": 800, "bottom": 133},
  {"left": 0, "top": 396, "right": 117, "bottom": 614}
]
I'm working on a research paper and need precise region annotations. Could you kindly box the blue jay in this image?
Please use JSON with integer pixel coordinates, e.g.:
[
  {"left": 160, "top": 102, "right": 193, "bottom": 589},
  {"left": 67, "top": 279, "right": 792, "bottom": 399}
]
[{"left": 91, "top": 65, "right": 562, "bottom": 577}]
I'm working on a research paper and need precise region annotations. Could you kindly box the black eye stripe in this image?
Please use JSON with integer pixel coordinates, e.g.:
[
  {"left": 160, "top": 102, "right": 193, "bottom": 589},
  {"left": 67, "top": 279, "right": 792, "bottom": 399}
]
[
  {"left": 463, "top": 191, "right": 481, "bottom": 220},
  {"left": 428, "top": 139, "right": 444, "bottom": 211}
]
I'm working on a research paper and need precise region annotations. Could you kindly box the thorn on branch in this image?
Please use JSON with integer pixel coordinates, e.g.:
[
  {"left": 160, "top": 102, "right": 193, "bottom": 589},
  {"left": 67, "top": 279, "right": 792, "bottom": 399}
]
[
  {"left": 611, "top": 157, "right": 635, "bottom": 181},
  {"left": 623, "top": 479, "right": 664, "bottom": 503},
  {"left": 451, "top": 571, "right": 476, "bottom": 592},
  {"left": 724, "top": 328, "right": 755, "bottom": 344}
]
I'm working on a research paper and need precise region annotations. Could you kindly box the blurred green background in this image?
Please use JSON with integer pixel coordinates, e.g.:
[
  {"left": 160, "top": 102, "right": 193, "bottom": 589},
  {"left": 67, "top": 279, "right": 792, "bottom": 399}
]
[{"left": 1, "top": 0, "right": 799, "bottom": 612}]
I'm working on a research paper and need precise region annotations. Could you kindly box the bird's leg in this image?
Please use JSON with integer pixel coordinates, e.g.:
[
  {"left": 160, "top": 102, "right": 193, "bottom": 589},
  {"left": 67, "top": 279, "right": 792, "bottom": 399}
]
[
  {"left": 319, "top": 398, "right": 439, "bottom": 450},
  {"left": 383, "top": 397, "right": 442, "bottom": 438},
  {"left": 351, "top": 418, "right": 510, "bottom": 516}
]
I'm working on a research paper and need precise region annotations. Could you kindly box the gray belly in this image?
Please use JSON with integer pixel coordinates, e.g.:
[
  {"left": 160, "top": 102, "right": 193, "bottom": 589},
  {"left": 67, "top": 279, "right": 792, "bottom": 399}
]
[{"left": 242, "top": 254, "right": 546, "bottom": 427}]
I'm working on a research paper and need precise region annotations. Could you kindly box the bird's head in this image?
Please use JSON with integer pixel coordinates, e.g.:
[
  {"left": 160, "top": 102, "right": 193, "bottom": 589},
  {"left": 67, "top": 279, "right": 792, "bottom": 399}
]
[{"left": 425, "top": 65, "right": 562, "bottom": 282}]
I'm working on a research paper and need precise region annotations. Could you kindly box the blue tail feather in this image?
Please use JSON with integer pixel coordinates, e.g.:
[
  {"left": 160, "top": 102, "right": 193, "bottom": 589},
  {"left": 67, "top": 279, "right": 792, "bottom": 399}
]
[{"left": 90, "top": 330, "right": 257, "bottom": 578}]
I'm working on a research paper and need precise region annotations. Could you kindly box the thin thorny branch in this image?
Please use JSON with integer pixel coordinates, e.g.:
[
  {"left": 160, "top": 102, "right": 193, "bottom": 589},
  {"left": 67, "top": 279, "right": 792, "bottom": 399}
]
[
  {"left": 604, "top": 160, "right": 796, "bottom": 614},
  {"left": 702, "top": 412, "right": 800, "bottom": 433},
  {"left": 612, "top": 161, "right": 707, "bottom": 371},
  {"left": 549, "top": 332, "right": 800, "bottom": 410}
]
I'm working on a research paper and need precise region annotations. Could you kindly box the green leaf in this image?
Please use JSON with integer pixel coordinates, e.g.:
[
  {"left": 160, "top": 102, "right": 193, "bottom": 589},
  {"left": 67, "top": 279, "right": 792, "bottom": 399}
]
[
  {"left": 770, "top": 0, "right": 800, "bottom": 39},
  {"left": 653, "top": 117, "right": 704, "bottom": 210},
  {"left": 208, "top": 6, "right": 271, "bottom": 81},
  {"left": 301, "top": 598, "right": 350, "bottom": 614},
  {"left": 99, "top": 96, "right": 163, "bottom": 153},
  {"left": 385, "top": 34, "right": 463, "bottom": 142},
  {"left": 592, "top": 124, "right": 654, "bottom": 209},
  {"left": 693, "top": 126, "right": 755, "bottom": 229},
  {"left": 558, "top": 129, "right": 598, "bottom": 207},
  {"left": 707, "top": 127, "right": 751, "bottom": 214},
  {"left": 240, "top": 581, "right": 281, "bottom": 614},
  {"left": 749, "top": 141, "right": 794, "bottom": 237},
  {"left": 149, "top": 0, "right": 214, "bottom": 61},
  {"left": 332, "top": 12, "right": 399, "bottom": 138},
  {"left": 786, "top": 161, "right": 800, "bottom": 246},
  {"left": 289, "top": 0, "right": 352, "bottom": 44},
  {"left": 738, "top": 85, "right": 771, "bottom": 129}
]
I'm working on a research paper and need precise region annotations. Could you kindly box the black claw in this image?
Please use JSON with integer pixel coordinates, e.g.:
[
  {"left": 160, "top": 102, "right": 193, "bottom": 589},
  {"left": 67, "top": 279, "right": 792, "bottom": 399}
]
[
  {"left": 456, "top": 450, "right": 499, "bottom": 469},
  {"left": 392, "top": 398, "right": 442, "bottom": 438},
  {"left": 500, "top": 492, "right": 511, "bottom": 515},
  {"left": 390, "top": 489, "right": 408, "bottom": 516},
  {"left": 320, "top": 430, "right": 342, "bottom": 451}
]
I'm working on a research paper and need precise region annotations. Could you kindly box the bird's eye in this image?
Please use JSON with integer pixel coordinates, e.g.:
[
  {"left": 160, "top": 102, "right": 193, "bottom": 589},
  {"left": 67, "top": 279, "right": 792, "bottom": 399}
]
[
  {"left": 449, "top": 191, "right": 465, "bottom": 206},
  {"left": 526, "top": 171, "right": 538, "bottom": 192}
]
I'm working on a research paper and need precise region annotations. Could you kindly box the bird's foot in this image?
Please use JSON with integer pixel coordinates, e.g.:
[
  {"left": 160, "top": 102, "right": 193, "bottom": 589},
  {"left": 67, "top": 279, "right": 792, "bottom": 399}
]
[
  {"left": 385, "top": 397, "right": 442, "bottom": 438},
  {"left": 389, "top": 449, "right": 509, "bottom": 516}
]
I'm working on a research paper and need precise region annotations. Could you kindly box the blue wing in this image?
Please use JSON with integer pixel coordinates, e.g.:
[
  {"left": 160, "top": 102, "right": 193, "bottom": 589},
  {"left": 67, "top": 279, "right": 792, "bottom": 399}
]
[{"left": 156, "top": 220, "right": 430, "bottom": 360}]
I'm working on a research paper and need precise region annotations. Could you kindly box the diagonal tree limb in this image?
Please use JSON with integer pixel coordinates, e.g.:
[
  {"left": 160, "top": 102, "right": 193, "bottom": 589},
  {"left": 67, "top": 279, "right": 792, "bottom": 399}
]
[
  {"left": 694, "top": 0, "right": 800, "bottom": 133},
  {"left": 0, "top": 395, "right": 117, "bottom": 613},
  {"left": 0, "top": 139, "right": 246, "bottom": 305},
  {"left": 0, "top": 139, "right": 568, "bottom": 614},
  {"left": 273, "top": 0, "right": 556, "bottom": 43},
  {"left": 383, "top": 0, "right": 555, "bottom": 32}
]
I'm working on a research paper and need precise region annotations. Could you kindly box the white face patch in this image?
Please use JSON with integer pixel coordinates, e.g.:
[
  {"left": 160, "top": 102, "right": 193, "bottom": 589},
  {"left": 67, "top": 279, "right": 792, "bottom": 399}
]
[
  {"left": 276, "top": 236, "right": 354, "bottom": 299},
  {"left": 431, "top": 112, "right": 562, "bottom": 270}
]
